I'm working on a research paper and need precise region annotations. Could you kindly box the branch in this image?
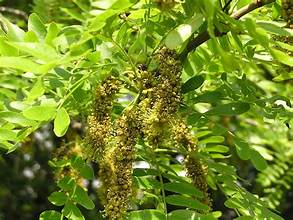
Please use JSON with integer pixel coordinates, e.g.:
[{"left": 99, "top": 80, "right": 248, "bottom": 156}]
[
  {"left": 0, "top": 7, "right": 28, "bottom": 20},
  {"left": 180, "top": 0, "right": 275, "bottom": 59}
]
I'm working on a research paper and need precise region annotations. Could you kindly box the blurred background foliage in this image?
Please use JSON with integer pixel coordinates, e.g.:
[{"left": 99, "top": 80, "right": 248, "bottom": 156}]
[{"left": 0, "top": 0, "right": 292, "bottom": 219}]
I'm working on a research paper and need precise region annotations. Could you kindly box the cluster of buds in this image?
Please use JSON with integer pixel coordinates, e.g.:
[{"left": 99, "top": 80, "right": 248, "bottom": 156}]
[{"left": 282, "top": 0, "right": 293, "bottom": 28}]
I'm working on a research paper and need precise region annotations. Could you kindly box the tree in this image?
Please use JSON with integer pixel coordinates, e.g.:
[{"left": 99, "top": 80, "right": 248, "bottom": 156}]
[{"left": 0, "top": 0, "right": 292, "bottom": 219}]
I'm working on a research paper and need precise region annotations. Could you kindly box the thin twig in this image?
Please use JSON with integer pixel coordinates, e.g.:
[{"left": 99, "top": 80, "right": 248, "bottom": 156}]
[
  {"left": 180, "top": 0, "right": 276, "bottom": 59},
  {"left": 0, "top": 6, "right": 28, "bottom": 20}
]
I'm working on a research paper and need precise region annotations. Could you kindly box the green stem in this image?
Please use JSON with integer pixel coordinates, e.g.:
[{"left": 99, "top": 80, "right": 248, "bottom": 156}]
[{"left": 148, "top": 146, "right": 168, "bottom": 219}]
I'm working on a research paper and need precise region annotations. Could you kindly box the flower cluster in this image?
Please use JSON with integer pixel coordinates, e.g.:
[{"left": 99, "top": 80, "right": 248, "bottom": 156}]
[
  {"left": 282, "top": 0, "right": 293, "bottom": 28},
  {"left": 171, "top": 119, "right": 211, "bottom": 208},
  {"left": 53, "top": 139, "right": 82, "bottom": 184},
  {"left": 104, "top": 109, "right": 140, "bottom": 219},
  {"left": 86, "top": 48, "right": 211, "bottom": 219},
  {"left": 86, "top": 76, "right": 122, "bottom": 161},
  {"left": 86, "top": 77, "right": 140, "bottom": 219},
  {"left": 138, "top": 48, "right": 182, "bottom": 145}
]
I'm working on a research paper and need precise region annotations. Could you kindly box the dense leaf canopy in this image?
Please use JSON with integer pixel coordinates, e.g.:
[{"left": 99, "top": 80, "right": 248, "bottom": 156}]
[{"left": 0, "top": 0, "right": 292, "bottom": 220}]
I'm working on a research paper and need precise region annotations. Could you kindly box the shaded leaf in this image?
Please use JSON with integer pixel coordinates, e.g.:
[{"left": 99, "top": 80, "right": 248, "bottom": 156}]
[
  {"left": 48, "top": 191, "right": 68, "bottom": 206},
  {"left": 126, "top": 209, "right": 165, "bottom": 220},
  {"left": 165, "top": 195, "right": 209, "bottom": 211},
  {"left": 206, "top": 102, "right": 250, "bottom": 116},
  {"left": 250, "top": 150, "right": 268, "bottom": 171},
  {"left": 164, "top": 182, "right": 204, "bottom": 198},
  {"left": 234, "top": 137, "right": 251, "bottom": 160},
  {"left": 74, "top": 186, "right": 95, "bottom": 210},
  {"left": 182, "top": 75, "right": 205, "bottom": 94}
]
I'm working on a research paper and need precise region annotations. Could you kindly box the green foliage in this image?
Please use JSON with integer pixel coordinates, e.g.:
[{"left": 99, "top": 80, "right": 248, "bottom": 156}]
[{"left": 0, "top": 0, "right": 292, "bottom": 220}]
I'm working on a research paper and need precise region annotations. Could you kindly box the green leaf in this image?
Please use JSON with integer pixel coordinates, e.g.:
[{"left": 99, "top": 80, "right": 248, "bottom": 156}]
[
  {"left": 48, "top": 191, "right": 68, "bottom": 206},
  {"left": 257, "top": 21, "right": 291, "bottom": 36},
  {"left": 54, "top": 67, "right": 71, "bottom": 80},
  {"left": 250, "top": 150, "right": 268, "bottom": 171},
  {"left": 270, "top": 48, "right": 293, "bottom": 67},
  {"left": 206, "top": 145, "right": 229, "bottom": 153},
  {"left": 71, "top": 156, "right": 84, "bottom": 169},
  {"left": 164, "top": 182, "right": 204, "bottom": 198},
  {"left": 126, "top": 210, "right": 165, "bottom": 220},
  {"left": 61, "top": 8, "right": 85, "bottom": 22},
  {"left": 133, "top": 176, "right": 161, "bottom": 189},
  {"left": 24, "top": 31, "right": 39, "bottom": 42},
  {"left": 28, "top": 13, "right": 47, "bottom": 41},
  {"left": 165, "top": 14, "right": 204, "bottom": 49},
  {"left": 8, "top": 42, "right": 59, "bottom": 62},
  {"left": 39, "top": 210, "right": 62, "bottom": 220},
  {"left": 0, "top": 111, "right": 36, "bottom": 126},
  {"left": 62, "top": 202, "right": 85, "bottom": 220},
  {"left": 27, "top": 78, "right": 45, "bottom": 101},
  {"left": 224, "top": 197, "right": 246, "bottom": 209},
  {"left": 199, "top": 136, "right": 225, "bottom": 145},
  {"left": 273, "top": 71, "right": 293, "bottom": 81},
  {"left": 23, "top": 106, "right": 56, "bottom": 121},
  {"left": 0, "top": 37, "right": 18, "bottom": 56},
  {"left": 57, "top": 176, "right": 75, "bottom": 192},
  {"left": 206, "top": 102, "right": 250, "bottom": 116},
  {"left": 80, "top": 164, "right": 94, "bottom": 180},
  {"left": 0, "top": 129, "right": 17, "bottom": 141},
  {"left": 193, "top": 91, "right": 223, "bottom": 103},
  {"left": 182, "top": 75, "right": 205, "bottom": 94},
  {"left": 54, "top": 108, "right": 70, "bottom": 137},
  {"left": 234, "top": 217, "right": 254, "bottom": 220},
  {"left": 165, "top": 195, "right": 209, "bottom": 211},
  {"left": 45, "top": 23, "right": 60, "bottom": 45},
  {"left": 234, "top": 137, "right": 251, "bottom": 160},
  {"left": 0, "top": 16, "right": 25, "bottom": 41},
  {"left": 0, "top": 57, "right": 42, "bottom": 73},
  {"left": 73, "top": 186, "right": 95, "bottom": 210},
  {"left": 168, "top": 210, "right": 218, "bottom": 220}
]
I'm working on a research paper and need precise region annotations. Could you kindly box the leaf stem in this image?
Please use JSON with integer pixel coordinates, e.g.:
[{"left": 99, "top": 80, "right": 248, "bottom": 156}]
[{"left": 148, "top": 146, "right": 168, "bottom": 219}]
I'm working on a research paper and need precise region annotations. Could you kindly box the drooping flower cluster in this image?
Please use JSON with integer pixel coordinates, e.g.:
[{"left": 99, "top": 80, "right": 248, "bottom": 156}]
[
  {"left": 86, "top": 48, "right": 211, "bottom": 219},
  {"left": 138, "top": 48, "right": 182, "bottom": 146},
  {"left": 171, "top": 119, "right": 211, "bottom": 207},
  {"left": 86, "top": 76, "right": 122, "bottom": 161},
  {"left": 86, "top": 77, "right": 140, "bottom": 219},
  {"left": 104, "top": 108, "right": 140, "bottom": 219}
]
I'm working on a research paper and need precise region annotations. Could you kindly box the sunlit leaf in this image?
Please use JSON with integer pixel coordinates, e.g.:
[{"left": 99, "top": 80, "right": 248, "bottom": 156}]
[{"left": 53, "top": 108, "right": 70, "bottom": 137}]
